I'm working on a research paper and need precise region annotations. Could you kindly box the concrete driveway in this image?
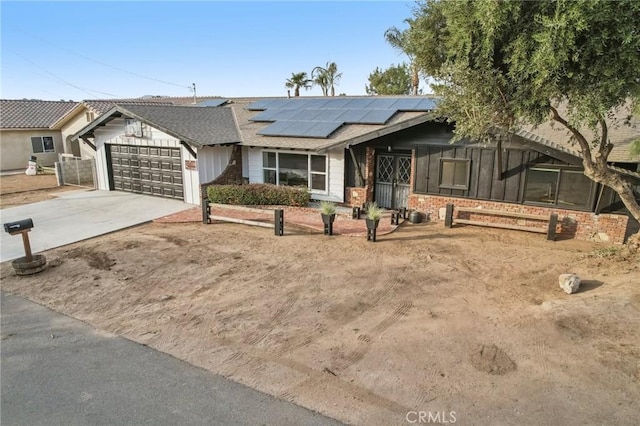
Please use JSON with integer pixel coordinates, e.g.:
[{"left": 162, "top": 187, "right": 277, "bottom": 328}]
[{"left": 0, "top": 190, "right": 193, "bottom": 262}]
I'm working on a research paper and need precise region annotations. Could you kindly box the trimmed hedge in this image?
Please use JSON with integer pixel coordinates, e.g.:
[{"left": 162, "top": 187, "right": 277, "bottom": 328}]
[{"left": 207, "top": 184, "right": 310, "bottom": 207}]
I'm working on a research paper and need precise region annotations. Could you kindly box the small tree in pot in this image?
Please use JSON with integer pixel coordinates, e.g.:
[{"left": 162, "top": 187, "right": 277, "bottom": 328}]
[
  {"left": 365, "top": 202, "right": 383, "bottom": 242},
  {"left": 320, "top": 201, "right": 336, "bottom": 236}
]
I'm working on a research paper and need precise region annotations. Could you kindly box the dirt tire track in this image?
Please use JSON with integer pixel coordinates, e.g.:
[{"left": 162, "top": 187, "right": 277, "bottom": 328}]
[
  {"left": 332, "top": 301, "right": 413, "bottom": 371},
  {"left": 243, "top": 294, "right": 299, "bottom": 346}
]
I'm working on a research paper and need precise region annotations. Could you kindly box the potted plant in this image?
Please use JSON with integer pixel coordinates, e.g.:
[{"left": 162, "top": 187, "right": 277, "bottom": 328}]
[
  {"left": 365, "top": 202, "right": 383, "bottom": 242},
  {"left": 320, "top": 201, "right": 337, "bottom": 235}
]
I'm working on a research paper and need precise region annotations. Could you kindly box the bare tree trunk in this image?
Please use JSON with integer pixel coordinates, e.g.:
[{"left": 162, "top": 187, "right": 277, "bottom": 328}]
[{"left": 411, "top": 63, "right": 419, "bottom": 96}]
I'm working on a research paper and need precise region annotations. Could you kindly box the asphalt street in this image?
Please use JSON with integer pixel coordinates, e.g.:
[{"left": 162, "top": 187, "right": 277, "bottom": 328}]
[{"left": 0, "top": 291, "right": 342, "bottom": 426}]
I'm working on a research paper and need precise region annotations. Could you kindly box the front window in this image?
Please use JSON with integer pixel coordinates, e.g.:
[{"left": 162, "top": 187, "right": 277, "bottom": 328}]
[
  {"left": 524, "top": 167, "right": 593, "bottom": 210},
  {"left": 439, "top": 159, "right": 470, "bottom": 190},
  {"left": 262, "top": 151, "right": 327, "bottom": 192},
  {"left": 31, "top": 136, "right": 55, "bottom": 153}
]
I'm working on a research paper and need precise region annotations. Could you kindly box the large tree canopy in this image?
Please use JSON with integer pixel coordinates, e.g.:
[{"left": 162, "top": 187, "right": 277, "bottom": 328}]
[
  {"left": 407, "top": 0, "right": 640, "bottom": 237},
  {"left": 366, "top": 63, "right": 412, "bottom": 96}
]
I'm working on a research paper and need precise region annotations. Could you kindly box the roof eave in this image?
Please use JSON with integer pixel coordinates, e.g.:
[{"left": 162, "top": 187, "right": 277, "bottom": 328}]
[
  {"left": 317, "top": 113, "right": 436, "bottom": 153},
  {"left": 50, "top": 103, "right": 85, "bottom": 129},
  {"left": 71, "top": 105, "right": 122, "bottom": 141}
]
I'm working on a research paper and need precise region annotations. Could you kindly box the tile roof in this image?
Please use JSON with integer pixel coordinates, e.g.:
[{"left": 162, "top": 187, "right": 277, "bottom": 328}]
[
  {"left": 75, "top": 104, "right": 240, "bottom": 148},
  {"left": 519, "top": 103, "right": 640, "bottom": 163},
  {"left": 0, "top": 99, "right": 78, "bottom": 129},
  {"left": 228, "top": 97, "right": 435, "bottom": 151}
]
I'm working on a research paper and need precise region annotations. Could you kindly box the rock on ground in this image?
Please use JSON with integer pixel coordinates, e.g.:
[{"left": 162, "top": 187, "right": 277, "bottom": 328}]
[{"left": 559, "top": 273, "right": 581, "bottom": 294}]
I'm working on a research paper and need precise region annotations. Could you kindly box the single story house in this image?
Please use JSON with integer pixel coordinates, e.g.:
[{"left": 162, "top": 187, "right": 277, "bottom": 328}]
[
  {"left": 72, "top": 96, "right": 640, "bottom": 244},
  {"left": 0, "top": 99, "right": 77, "bottom": 171}
]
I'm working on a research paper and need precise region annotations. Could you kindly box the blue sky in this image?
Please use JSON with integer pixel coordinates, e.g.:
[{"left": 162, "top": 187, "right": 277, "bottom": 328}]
[{"left": 1, "top": 1, "right": 418, "bottom": 101}]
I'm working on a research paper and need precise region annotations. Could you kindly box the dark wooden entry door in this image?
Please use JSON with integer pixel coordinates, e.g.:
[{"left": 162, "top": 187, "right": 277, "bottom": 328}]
[{"left": 375, "top": 154, "right": 411, "bottom": 209}]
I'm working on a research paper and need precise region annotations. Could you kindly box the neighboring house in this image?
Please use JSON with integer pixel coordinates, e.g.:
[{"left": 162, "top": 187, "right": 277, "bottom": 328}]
[
  {"left": 0, "top": 99, "right": 78, "bottom": 171},
  {"left": 73, "top": 96, "right": 640, "bottom": 243}
]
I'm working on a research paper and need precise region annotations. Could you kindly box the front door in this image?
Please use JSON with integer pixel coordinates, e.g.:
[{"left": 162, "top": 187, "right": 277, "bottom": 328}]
[{"left": 375, "top": 154, "right": 411, "bottom": 209}]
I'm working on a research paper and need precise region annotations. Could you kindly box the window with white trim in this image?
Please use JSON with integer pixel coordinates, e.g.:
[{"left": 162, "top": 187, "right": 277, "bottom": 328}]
[
  {"left": 262, "top": 152, "right": 327, "bottom": 192},
  {"left": 31, "top": 136, "right": 55, "bottom": 153}
]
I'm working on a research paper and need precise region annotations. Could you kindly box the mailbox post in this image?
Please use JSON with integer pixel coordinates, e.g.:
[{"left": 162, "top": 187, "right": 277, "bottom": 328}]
[
  {"left": 3, "top": 218, "right": 46, "bottom": 275},
  {"left": 4, "top": 219, "right": 35, "bottom": 262}
]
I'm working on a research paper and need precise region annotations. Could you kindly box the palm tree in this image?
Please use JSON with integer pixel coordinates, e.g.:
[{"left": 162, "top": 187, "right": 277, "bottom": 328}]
[
  {"left": 311, "top": 62, "right": 342, "bottom": 96},
  {"left": 285, "top": 72, "right": 312, "bottom": 97},
  {"left": 384, "top": 25, "right": 419, "bottom": 95}
]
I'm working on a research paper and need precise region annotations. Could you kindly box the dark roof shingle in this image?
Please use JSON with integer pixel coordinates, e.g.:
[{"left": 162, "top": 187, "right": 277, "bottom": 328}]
[
  {"left": 77, "top": 104, "right": 240, "bottom": 148},
  {"left": 0, "top": 99, "right": 78, "bottom": 129}
]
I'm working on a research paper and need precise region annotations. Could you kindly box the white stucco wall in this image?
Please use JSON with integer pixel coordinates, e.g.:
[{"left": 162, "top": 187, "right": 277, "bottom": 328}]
[
  {"left": 0, "top": 129, "right": 64, "bottom": 171},
  {"left": 60, "top": 109, "right": 97, "bottom": 159},
  {"left": 247, "top": 147, "right": 345, "bottom": 203},
  {"left": 92, "top": 117, "right": 200, "bottom": 204}
]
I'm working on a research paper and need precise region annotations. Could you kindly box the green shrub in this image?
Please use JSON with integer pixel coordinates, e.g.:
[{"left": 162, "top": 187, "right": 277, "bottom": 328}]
[{"left": 207, "top": 184, "right": 310, "bottom": 207}]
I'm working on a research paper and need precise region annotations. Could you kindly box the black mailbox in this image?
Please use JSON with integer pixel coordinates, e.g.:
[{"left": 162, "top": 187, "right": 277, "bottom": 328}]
[{"left": 3, "top": 218, "right": 34, "bottom": 234}]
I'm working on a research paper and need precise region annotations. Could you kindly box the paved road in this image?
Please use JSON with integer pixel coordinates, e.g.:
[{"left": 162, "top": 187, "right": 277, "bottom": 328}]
[
  {"left": 0, "top": 190, "right": 192, "bottom": 262},
  {"left": 0, "top": 292, "right": 342, "bottom": 426}
]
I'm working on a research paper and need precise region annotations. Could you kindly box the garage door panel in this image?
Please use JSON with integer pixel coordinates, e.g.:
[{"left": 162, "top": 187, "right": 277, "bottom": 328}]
[{"left": 108, "top": 144, "right": 183, "bottom": 200}]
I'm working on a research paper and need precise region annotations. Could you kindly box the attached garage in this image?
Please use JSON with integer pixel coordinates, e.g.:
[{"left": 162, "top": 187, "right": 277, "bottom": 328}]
[
  {"left": 108, "top": 144, "right": 184, "bottom": 199},
  {"left": 72, "top": 104, "right": 241, "bottom": 205}
]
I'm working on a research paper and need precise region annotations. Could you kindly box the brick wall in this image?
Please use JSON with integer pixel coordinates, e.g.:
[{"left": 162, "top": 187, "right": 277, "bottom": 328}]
[
  {"left": 408, "top": 194, "right": 629, "bottom": 244},
  {"left": 345, "top": 187, "right": 367, "bottom": 207}
]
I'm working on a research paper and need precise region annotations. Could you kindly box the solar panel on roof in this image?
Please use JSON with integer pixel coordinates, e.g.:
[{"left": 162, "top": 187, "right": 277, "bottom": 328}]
[
  {"left": 337, "top": 109, "right": 369, "bottom": 123},
  {"left": 303, "top": 121, "right": 343, "bottom": 138},
  {"left": 314, "top": 109, "right": 346, "bottom": 121},
  {"left": 258, "top": 120, "right": 296, "bottom": 135},
  {"left": 342, "top": 98, "right": 375, "bottom": 109},
  {"left": 252, "top": 96, "right": 437, "bottom": 138},
  {"left": 391, "top": 98, "right": 423, "bottom": 110},
  {"left": 198, "top": 99, "right": 228, "bottom": 107},
  {"left": 258, "top": 120, "right": 342, "bottom": 138},
  {"left": 360, "top": 109, "right": 397, "bottom": 124},
  {"left": 368, "top": 98, "right": 402, "bottom": 109},
  {"left": 290, "top": 109, "right": 324, "bottom": 121},
  {"left": 416, "top": 98, "right": 437, "bottom": 110}
]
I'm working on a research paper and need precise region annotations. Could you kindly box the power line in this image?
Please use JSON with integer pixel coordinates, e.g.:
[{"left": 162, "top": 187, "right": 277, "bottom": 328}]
[
  {"left": 6, "top": 48, "right": 121, "bottom": 99},
  {"left": 20, "top": 31, "right": 191, "bottom": 90}
]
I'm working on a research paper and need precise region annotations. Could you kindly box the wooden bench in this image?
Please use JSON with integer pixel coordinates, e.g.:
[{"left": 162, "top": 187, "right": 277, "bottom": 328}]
[{"left": 444, "top": 204, "right": 558, "bottom": 241}]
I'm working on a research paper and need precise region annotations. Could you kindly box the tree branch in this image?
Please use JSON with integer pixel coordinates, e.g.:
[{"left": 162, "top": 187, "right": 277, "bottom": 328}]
[{"left": 549, "top": 106, "right": 594, "bottom": 169}]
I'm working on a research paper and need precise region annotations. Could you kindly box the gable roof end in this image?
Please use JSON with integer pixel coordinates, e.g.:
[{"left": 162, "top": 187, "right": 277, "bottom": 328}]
[{"left": 72, "top": 104, "right": 241, "bottom": 148}]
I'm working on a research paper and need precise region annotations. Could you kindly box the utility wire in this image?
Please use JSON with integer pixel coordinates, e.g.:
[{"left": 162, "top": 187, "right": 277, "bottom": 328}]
[
  {"left": 6, "top": 48, "right": 121, "bottom": 99},
  {"left": 20, "top": 31, "right": 191, "bottom": 89}
]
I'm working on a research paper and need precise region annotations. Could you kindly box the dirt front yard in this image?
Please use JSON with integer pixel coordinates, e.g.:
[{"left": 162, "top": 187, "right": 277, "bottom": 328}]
[
  {"left": 1, "top": 220, "right": 639, "bottom": 425},
  {"left": 0, "top": 174, "right": 77, "bottom": 209}
]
